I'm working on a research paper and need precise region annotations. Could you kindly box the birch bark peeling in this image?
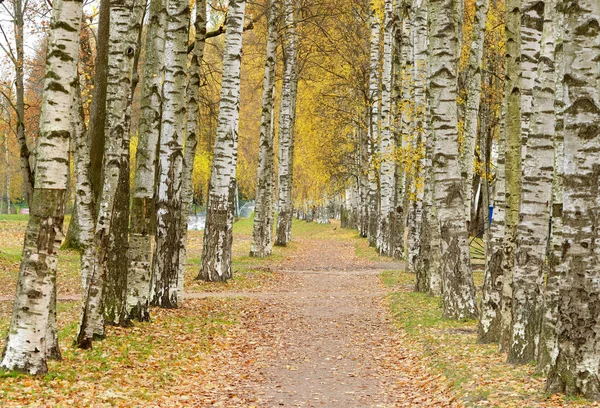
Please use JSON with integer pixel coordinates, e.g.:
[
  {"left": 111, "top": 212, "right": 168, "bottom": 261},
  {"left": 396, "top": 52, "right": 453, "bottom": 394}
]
[
  {"left": 251, "top": 0, "right": 278, "bottom": 257},
  {"left": 198, "top": 0, "right": 246, "bottom": 281},
  {"left": 428, "top": 0, "right": 477, "bottom": 320},
  {"left": 0, "top": 0, "right": 82, "bottom": 374}
]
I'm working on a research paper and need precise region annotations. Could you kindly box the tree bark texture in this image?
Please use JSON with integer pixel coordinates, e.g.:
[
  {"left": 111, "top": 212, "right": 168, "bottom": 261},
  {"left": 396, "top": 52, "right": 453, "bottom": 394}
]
[
  {"left": 77, "top": 0, "right": 142, "bottom": 348},
  {"left": 251, "top": 0, "right": 278, "bottom": 257},
  {"left": 275, "top": 0, "right": 299, "bottom": 247},
  {"left": 428, "top": 0, "right": 477, "bottom": 319},
  {"left": 151, "top": 0, "right": 190, "bottom": 308},
  {"left": 0, "top": 0, "right": 82, "bottom": 373},
  {"left": 198, "top": 0, "right": 246, "bottom": 281},
  {"left": 376, "top": 0, "right": 395, "bottom": 256},
  {"left": 545, "top": 0, "right": 600, "bottom": 397},
  {"left": 497, "top": 0, "right": 522, "bottom": 352},
  {"left": 508, "top": 0, "right": 554, "bottom": 365},
  {"left": 127, "top": 0, "right": 167, "bottom": 321}
]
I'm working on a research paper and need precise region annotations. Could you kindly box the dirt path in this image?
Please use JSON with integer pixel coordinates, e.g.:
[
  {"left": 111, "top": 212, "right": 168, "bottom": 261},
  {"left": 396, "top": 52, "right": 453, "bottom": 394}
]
[{"left": 193, "top": 236, "right": 459, "bottom": 407}]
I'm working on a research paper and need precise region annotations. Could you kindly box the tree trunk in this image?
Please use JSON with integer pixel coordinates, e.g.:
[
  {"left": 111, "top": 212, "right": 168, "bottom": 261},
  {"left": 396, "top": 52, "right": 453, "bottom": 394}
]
[
  {"left": 127, "top": 0, "right": 167, "bottom": 321},
  {"left": 275, "top": 0, "right": 299, "bottom": 247},
  {"left": 497, "top": 0, "right": 522, "bottom": 352},
  {"left": 151, "top": 0, "right": 190, "bottom": 308},
  {"left": 428, "top": 0, "right": 477, "bottom": 320},
  {"left": 478, "top": 107, "right": 507, "bottom": 342},
  {"left": 367, "top": 0, "right": 380, "bottom": 248},
  {"left": 3, "top": 133, "right": 10, "bottom": 214},
  {"left": 407, "top": 0, "right": 428, "bottom": 272},
  {"left": 178, "top": 0, "right": 208, "bottom": 295},
  {"left": 76, "top": 0, "right": 142, "bottom": 348},
  {"left": 197, "top": 0, "right": 246, "bottom": 281},
  {"left": 358, "top": 125, "right": 370, "bottom": 238},
  {"left": 12, "top": 0, "right": 35, "bottom": 205},
  {"left": 251, "top": 0, "right": 278, "bottom": 258},
  {"left": 537, "top": 9, "right": 564, "bottom": 375},
  {"left": 508, "top": 0, "right": 552, "bottom": 365},
  {"left": 460, "top": 0, "right": 490, "bottom": 226},
  {"left": 546, "top": 0, "right": 600, "bottom": 397},
  {"left": 376, "top": 0, "right": 395, "bottom": 256},
  {"left": 0, "top": 0, "right": 82, "bottom": 374},
  {"left": 88, "top": 0, "right": 110, "bottom": 204}
]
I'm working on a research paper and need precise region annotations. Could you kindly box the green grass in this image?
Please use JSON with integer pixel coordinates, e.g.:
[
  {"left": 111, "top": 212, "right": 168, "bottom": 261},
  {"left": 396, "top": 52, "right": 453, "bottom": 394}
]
[
  {"left": 382, "top": 269, "right": 594, "bottom": 407},
  {"left": 0, "top": 214, "right": 30, "bottom": 222}
]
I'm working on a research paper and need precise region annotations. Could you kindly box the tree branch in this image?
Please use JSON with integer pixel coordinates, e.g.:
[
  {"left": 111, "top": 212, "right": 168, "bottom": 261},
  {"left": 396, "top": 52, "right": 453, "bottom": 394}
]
[{"left": 187, "top": 11, "right": 260, "bottom": 54}]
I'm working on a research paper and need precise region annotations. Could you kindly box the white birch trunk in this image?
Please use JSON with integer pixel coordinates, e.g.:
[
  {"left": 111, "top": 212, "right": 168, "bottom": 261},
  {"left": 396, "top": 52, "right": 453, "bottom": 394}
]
[
  {"left": 3, "top": 133, "right": 10, "bottom": 214},
  {"left": 197, "top": 0, "right": 246, "bottom": 281},
  {"left": 0, "top": 0, "right": 82, "bottom": 373},
  {"left": 408, "top": 0, "right": 428, "bottom": 274},
  {"left": 104, "top": 0, "right": 145, "bottom": 327},
  {"left": 508, "top": 0, "right": 554, "bottom": 365},
  {"left": 497, "top": 0, "right": 522, "bottom": 351},
  {"left": 397, "top": 0, "right": 414, "bottom": 261},
  {"left": 537, "top": 10, "right": 564, "bottom": 374},
  {"left": 77, "top": 0, "right": 142, "bottom": 347},
  {"left": 367, "top": 1, "right": 381, "bottom": 247},
  {"left": 151, "top": 0, "right": 190, "bottom": 308},
  {"left": 178, "top": 0, "right": 208, "bottom": 296},
  {"left": 460, "top": 0, "right": 490, "bottom": 225},
  {"left": 376, "top": 0, "right": 395, "bottom": 256},
  {"left": 478, "top": 121, "right": 507, "bottom": 342},
  {"left": 546, "top": 0, "right": 600, "bottom": 396},
  {"left": 251, "top": 0, "right": 278, "bottom": 257},
  {"left": 127, "top": 0, "right": 167, "bottom": 321},
  {"left": 428, "top": 0, "right": 477, "bottom": 320},
  {"left": 275, "top": 0, "right": 298, "bottom": 247}
]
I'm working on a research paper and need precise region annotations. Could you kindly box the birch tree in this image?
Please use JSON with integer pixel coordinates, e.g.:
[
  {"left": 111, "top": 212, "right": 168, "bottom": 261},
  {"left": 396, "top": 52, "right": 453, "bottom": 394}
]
[
  {"left": 275, "top": 0, "right": 298, "bottom": 247},
  {"left": 77, "top": 0, "right": 144, "bottom": 347},
  {"left": 104, "top": 0, "right": 146, "bottom": 326},
  {"left": 127, "top": 0, "right": 166, "bottom": 320},
  {"left": 178, "top": 0, "right": 208, "bottom": 291},
  {"left": 407, "top": 0, "right": 427, "bottom": 273},
  {"left": 151, "top": 0, "right": 190, "bottom": 308},
  {"left": 509, "top": 0, "right": 554, "bottom": 365},
  {"left": 0, "top": 0, "right": 82, "bottom": 373},
  {"left": 478, "top": 114, "right": 507, "bottom": 342},
  {"left": 376, "top": 0, "right": 395, "bottom": 256},
  {"left": 497, "top": 0, "right": 522, "bottom": 351},
  {"left": 537, "top": 9, "right": 564, "bottom": 374},
  {"left": 428, "top": 0, "right": 477, "bottom": 319},
  {"left": 546, "top": 0, "right": 600, "bottom": 396},
  {"left": 197, "top": 0, "right": 246, "bottom": 281},
  {"left": 251, "top": 0, "right": 278, "bottom": 257},
  {"left": 460, "top": 0, "right": 490, "bottom": 225},
  {"left": 0, "top": 0, "right": 35, "bottom": 204},
  {"left": 367, "top": 0, "right": 380, "bottom": 247}
]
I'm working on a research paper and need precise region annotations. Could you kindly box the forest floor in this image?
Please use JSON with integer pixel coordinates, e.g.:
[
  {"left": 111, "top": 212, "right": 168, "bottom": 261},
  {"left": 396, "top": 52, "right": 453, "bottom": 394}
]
[{"left": 0, "top": 215, "right": 596, "bottom": 407}]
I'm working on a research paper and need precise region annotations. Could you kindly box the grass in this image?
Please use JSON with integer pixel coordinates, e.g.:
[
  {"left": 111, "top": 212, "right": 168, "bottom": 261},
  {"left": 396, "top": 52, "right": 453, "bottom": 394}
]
[{"left": 382, "top": 270, "right": 596, "bottom": 407}]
